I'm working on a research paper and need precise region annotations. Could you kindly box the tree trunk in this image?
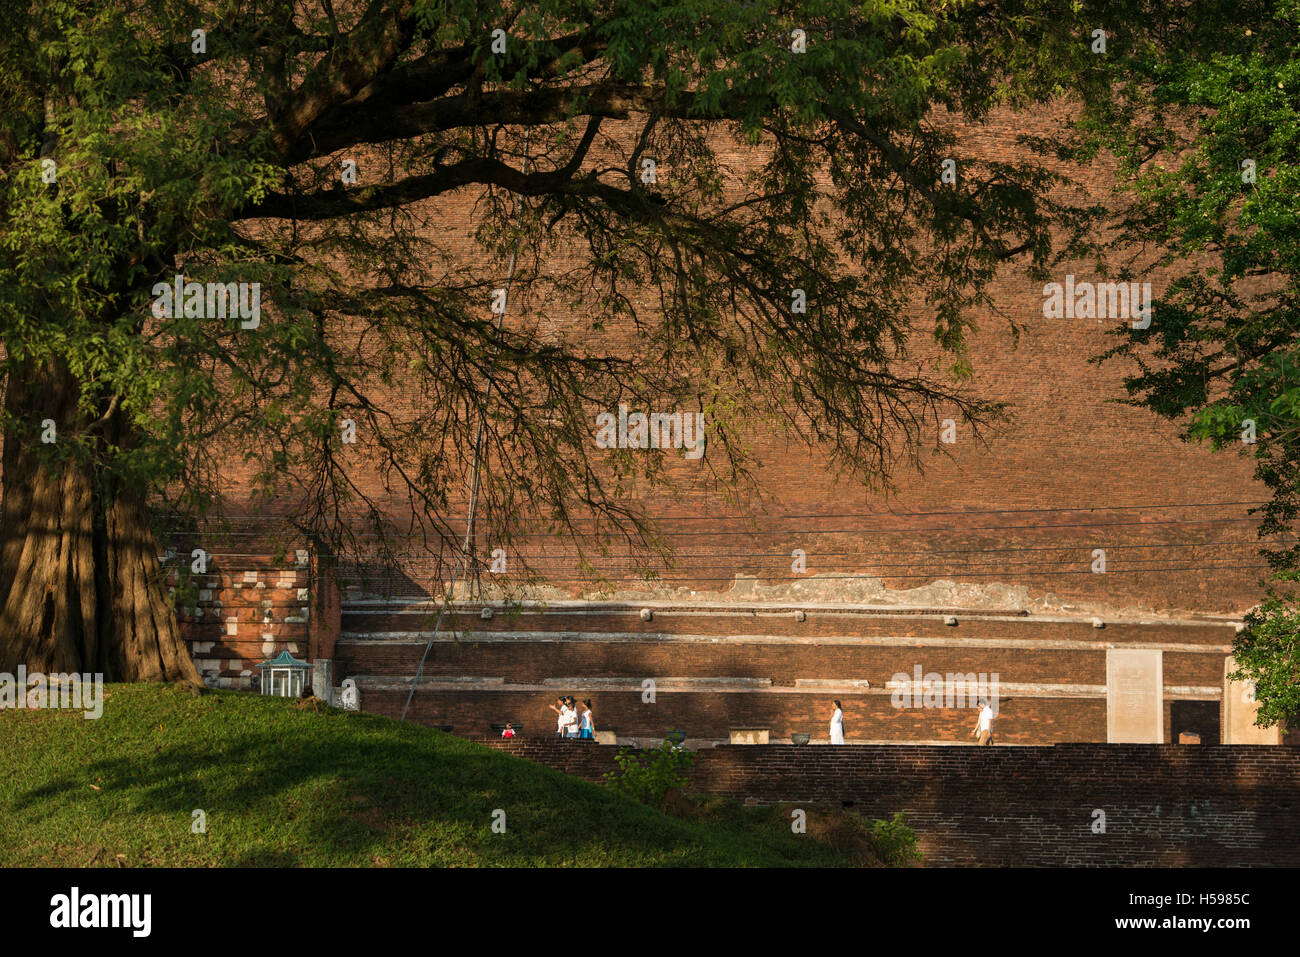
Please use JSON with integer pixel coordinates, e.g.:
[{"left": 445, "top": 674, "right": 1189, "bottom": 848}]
[{"left": 0, "top": 357, "right": 199, "bottom": 683}]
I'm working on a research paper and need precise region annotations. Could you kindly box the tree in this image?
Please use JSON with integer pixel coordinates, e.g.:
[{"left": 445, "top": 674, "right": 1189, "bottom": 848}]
[
  {"left": 0, "top": 0, "right": 1109, "bottom": 681},
  {"left": 1084, "top": 0, "right": 1296, "bottom": 726}
]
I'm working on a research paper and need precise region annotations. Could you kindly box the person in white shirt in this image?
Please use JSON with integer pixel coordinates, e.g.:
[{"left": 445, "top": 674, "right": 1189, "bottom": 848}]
[
  {"left": 562, "top": 696, "right": 580, "bottom": 738},
  {"left": 829, "top": 699, "right": 845, "bottom": 745},
  {"left": 548, "top": 696, "right": 570, "bottom": 739},
  {"left": 971, "top": 699, "right": 995, "bottom": 746}
]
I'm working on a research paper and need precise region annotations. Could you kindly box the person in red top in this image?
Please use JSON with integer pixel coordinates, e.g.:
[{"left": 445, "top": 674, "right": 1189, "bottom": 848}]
[{"left": 501, "top": 722, "right": 516, "bottom": 738}]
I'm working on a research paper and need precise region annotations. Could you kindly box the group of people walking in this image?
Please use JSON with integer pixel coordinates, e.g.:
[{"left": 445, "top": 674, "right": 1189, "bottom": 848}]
[
  {"left": 549, "top": 695, "right": 596, "bottom": 740},
  {"left": 528, "top": 697, "right": 995, "bottom": 744}
]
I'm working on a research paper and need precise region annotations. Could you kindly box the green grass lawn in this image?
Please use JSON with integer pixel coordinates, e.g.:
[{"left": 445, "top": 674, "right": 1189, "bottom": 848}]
[{"left": 0, "top": 683, "right": 864, "bottom": 867}]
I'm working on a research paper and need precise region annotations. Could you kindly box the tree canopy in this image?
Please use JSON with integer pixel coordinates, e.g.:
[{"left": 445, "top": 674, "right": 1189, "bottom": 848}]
[
  {"left": 1083, "top": 0, "right": 1298, "bottom": 726},
  {"left": 0, "top": 0, "right": 1126, "bottom": 677}
]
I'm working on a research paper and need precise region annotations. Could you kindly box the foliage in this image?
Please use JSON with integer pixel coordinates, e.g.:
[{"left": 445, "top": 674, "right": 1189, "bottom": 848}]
[
  {"left": 1079, "top": 0, "right": 1300, "bottom": 723},
  {"left": 603, "top": 734, "right": 695, "bottom": 808},
  {"left": 0, "top": 0, "right": 1116, "bottom": 628},
  {"left": 1230, "top": 572, "right": 1300, "bottom": 731},
  {"left": 864, "top": 810, "right": 923, "bottom": 866}
]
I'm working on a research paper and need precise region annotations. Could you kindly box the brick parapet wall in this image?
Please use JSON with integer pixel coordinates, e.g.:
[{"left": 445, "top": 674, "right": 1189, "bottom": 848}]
[{"left": 474, "top": 740, "right": 1300, "bottom": 866}]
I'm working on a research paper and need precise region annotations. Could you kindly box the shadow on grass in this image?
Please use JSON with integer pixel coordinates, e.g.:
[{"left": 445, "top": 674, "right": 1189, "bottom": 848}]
[{"left": 6, "top": 690, "right": 815, "bottom": 867}]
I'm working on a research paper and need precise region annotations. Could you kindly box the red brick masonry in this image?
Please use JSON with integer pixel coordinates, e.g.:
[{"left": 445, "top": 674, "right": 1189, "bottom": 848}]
[{"left": 478, "top": 740, "right": 1300, "bottom": 866}]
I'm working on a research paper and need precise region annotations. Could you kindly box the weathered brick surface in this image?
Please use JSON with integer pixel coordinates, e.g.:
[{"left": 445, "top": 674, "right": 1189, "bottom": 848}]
[
  {"left": 341, "top": 608, "right": 1237, "bottom": 644},
  {"left": 338, "top": 602, "right": 1237, "bottom": 743},
  {"left": 167, "top": 550, "right": 315, "bottom": 686},
  {"left": 155, "top": 108, "right": 1267, "bottom": 617},
  {"left": 473, "top": 740, "right": 1300, "bottom": 866},
  {"left": 339, "top": 636, "right": 1230, "bottom": 687}
]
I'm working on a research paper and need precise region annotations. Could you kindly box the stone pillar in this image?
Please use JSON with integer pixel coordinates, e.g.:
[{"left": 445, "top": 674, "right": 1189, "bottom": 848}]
[
  {"left": 1222, "top": 656, "right": 1282, "bottom": 745},
  {"left": 1106, "top": 649, "right": 1163, "bottom": 743},
  {"left": 311, "top": 659, "right": 333, "bottom": 704}
]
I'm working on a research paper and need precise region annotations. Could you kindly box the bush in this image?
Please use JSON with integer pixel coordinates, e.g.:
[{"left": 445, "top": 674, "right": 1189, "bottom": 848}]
[
  {"left": 603, "top": 734, "right": 694, "bottom": 809},
  {"left": 866, "top": 811, "right": 923, "bottom": 866}
]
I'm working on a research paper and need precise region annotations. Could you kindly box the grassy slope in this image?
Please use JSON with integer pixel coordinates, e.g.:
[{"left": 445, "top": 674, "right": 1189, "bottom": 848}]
[{"left": 0, "top": 684, "right": 852, "bottom": 867}]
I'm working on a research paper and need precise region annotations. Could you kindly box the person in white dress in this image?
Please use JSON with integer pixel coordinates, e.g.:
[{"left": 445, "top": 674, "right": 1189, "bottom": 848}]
[
  {"left": 829, "top": 699, "right": 845, "bottom": 745},
  {"left": 971, "top": 699, "right": 995, "bottom": 745}
]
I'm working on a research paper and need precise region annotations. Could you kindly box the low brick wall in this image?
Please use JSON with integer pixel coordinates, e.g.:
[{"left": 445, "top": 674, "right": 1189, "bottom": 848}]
[{"left": 478, "top": 740, "right": 1300, "bottom": 866}]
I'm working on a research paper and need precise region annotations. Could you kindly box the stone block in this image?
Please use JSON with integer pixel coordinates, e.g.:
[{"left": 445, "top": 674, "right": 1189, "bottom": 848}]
[
  {"left": 1106, "top": 648, "right": 1163, "bottom": 743},
  {"left": 1223, "top": 656, "right": 1282, "bottom": 745}
]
